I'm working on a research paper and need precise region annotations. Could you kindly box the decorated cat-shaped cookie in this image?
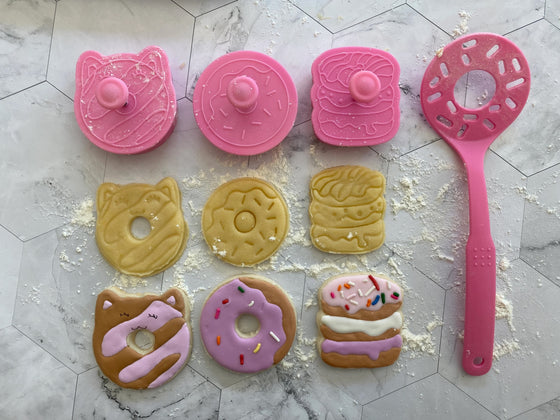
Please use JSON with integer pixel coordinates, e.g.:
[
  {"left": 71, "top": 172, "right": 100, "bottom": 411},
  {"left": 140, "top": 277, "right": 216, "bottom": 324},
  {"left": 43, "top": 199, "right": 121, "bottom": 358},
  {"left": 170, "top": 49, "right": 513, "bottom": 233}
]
[
  {"left": 95, "top": 177, "right": 188, "bottom": 277},
  {"left": 93, "top": 287, "right": 192, "bottom": 389},
  {"left": 74, "top": 46, "right": 176, "bottom": 154}
]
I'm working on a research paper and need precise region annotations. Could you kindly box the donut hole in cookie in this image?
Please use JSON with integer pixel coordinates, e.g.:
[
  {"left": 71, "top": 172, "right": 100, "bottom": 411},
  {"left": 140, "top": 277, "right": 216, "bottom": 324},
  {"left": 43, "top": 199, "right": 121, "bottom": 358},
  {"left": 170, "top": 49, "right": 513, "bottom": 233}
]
[
  {"left": 453, "top": 70, "right": 496, "bottom": 109},
  {"left": 235, "top": 313, "right": 261, "bottom": 338},
  {"left": 131, "top": 216, "right": 152, "bottom": 239},
  {"left": 127, "top": 329, "right": 156, "bottom": 355}
]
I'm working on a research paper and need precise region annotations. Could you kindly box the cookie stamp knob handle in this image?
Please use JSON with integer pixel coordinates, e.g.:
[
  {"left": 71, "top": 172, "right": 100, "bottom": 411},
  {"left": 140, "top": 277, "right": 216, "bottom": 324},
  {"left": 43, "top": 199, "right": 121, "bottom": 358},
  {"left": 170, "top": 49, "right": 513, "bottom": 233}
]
[
  {"left": 349, "top": 70, "right": 380, "bottom": 103},
  {"left": 95, "top": 77, "right": 129, "bottom": 110},
  {"left": 227, "top": 75, "right": 259, "bottom": 111}
]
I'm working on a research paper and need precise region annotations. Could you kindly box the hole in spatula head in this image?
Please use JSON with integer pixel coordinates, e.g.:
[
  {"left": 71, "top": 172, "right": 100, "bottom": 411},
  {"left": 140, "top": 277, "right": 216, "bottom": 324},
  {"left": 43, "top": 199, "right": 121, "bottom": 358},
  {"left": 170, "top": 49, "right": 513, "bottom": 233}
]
[
  {"left": 453, "top": 70, "right": 496, "bottom": 110},
  {"left": 436, "top": 115, "right": 452, "bottom": 127}
]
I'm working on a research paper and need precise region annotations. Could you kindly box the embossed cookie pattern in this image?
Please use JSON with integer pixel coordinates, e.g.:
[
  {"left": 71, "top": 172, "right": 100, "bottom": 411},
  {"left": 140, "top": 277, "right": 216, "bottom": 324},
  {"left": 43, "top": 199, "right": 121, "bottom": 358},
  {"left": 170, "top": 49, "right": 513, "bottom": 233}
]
[
  {"left": 96, "top": 177, "right": 188, "bottom": 277},
  {"left": 202, "top": 178, "right": 289, "bottom": 266},
  {"left": 309, "top": 166, "right": 386, "bottom": 254}
]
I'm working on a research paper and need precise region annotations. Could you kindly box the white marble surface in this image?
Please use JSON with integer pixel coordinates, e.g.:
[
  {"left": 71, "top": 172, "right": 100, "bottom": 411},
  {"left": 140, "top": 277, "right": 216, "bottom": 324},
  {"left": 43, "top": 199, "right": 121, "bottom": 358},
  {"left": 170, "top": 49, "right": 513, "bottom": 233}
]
[{"left": 1, "top": 1, "right": 559, "bottom": 419}]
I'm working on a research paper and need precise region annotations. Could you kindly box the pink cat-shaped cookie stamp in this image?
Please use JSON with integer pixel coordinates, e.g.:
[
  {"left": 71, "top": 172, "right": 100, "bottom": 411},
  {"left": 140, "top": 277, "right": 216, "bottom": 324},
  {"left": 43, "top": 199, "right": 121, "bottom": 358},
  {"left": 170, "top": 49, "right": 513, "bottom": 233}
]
[
  {"left": 74, "top": 46, "right": 177, "bottom": 154},
  {"left": 311, "top": 47, "right": 400, "bottom": 146}
]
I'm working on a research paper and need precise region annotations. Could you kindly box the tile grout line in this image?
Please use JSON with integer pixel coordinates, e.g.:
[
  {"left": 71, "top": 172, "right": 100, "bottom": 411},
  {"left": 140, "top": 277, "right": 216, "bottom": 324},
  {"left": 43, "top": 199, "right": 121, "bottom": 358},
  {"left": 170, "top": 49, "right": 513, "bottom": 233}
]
[
  {"left": 439, "top": 373, "right": 501, "bottom": 419},
  {"left": 169, "top": 0, "right": 196, "bottom": 19},
  {"left": 509, "top": 395, "right": 560, "bottom": 419},
  {"left": 12, "top": 324, "right": 83, "bottom": 376},
  {"left": 406, "top": 2, "right": 454, "bottom": 39},
  {"left": 436, "top": 288, "right": 447, "bottom": 373},
  {"left": 0, "top": 80, "right": 47, "bottom": 102},
  {"left": 331, "top": 2, "right": 408, "bottom": 36},
  {"left": 44, "top": 0, "right": 58, "bottom": 82},
  {"left": 185, "top": 12, "right": 197, "bottom": 99},
  {"left": 70, "top": 371, "right": 79, "bottom": 419},
  {"left": 362, "top": 372, "right": 439, "bottom": 406},
  {"left": 287, "top": 0, "right": 335, "bottom": 35}
]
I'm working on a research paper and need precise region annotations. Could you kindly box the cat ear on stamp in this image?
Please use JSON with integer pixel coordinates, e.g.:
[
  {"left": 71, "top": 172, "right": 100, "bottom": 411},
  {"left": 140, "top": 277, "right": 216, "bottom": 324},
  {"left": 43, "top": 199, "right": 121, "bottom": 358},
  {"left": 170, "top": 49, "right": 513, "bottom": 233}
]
[
  {"left": 76, "top": 50, "right": 104, "bottom": 92},
  {"left": 138, "top": 46, "right": 166, "bottom": 76}
]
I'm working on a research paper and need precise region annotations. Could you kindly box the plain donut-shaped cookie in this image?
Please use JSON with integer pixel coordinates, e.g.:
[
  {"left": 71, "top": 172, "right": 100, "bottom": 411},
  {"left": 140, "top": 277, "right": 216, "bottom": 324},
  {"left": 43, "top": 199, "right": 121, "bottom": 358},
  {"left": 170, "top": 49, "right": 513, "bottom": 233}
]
[
  {"left": 202, "top": 177, "right": 289, "bottom": 266},
  {"left": 95, "top": 177, "right": 188, "bottom": 277},
  {"left": 200, "top": 276, "right": 296, "bottom": 373}
]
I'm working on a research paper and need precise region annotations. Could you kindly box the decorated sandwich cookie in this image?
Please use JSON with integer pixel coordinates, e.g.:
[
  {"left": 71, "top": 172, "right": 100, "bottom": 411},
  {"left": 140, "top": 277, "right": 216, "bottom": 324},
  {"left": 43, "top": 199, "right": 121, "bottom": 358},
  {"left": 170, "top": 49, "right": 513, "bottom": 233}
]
[
  {"left": 311, "top": 47, "right": 400, "bottom": 146},
  {"left": 309, "top": 165, "right": 386, "bottom": 254},
  {"left": 193, "top": 50, "right": 297, "bottom": 155},
  {"left": 200, "top": 276, "right": 296, "bottom": 373},
  {"left": 96, "top": 177, "right": 188, "bottom": 277},
  {"left": 317, "top": 273, "right": 403, "bottom": 368},
  {"left": 75, "top": 46, "right": 176, "bottom": 154},
  {"left": 202, "top": 177, "right": 289, "bottom": 266},
  {"left": 93, "top": 287, "right": 192, "bottom": 389}
]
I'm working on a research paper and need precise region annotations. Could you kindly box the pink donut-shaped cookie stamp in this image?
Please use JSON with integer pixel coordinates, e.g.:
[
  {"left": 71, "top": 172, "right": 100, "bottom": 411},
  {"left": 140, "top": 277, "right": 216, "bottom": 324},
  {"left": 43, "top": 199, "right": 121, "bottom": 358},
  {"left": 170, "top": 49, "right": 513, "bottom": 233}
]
[
  {"left": 311, "top": 47, "right": 400, "bottom": 146},
  {"left": 193, "top": 51, "right": 298, "bottom": 155},
  {"left": 74, "top": 46, "right": 177, "bottom": 154},
  {"left": 200, "top": 277, "right": 296, "bottom": 373}
]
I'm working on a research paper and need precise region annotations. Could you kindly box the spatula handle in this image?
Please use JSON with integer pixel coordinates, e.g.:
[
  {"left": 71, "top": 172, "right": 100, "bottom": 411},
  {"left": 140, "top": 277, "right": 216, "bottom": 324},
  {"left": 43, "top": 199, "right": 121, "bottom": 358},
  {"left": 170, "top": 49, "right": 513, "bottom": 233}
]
[
  {"left": 463, "top": 237, "right": 496, "bottom": 375},
  {"left": 462, "top": 156, "right": 496, "bottom": 375}
]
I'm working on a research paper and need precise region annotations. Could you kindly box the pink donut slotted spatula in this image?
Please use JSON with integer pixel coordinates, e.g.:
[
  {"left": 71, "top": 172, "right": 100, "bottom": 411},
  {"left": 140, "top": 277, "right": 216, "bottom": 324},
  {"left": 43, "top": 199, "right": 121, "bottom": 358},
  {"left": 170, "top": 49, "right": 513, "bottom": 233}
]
[{"left": 420, "top": 33, "right": 530, "bottom": 375}]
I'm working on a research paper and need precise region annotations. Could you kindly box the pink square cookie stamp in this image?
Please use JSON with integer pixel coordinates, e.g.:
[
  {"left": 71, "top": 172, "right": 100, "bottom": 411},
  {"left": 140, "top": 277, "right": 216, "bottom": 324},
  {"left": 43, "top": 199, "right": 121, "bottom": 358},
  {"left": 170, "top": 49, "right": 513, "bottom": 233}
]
[
  {"left": 74, "top": 46, "right": 177, "bottom": 154},
  {"left": 311, "top": 47, "right": 400, "bottom": 146},
  {"left": 193, "top": 50, "right": 297, "bottom": 156}
]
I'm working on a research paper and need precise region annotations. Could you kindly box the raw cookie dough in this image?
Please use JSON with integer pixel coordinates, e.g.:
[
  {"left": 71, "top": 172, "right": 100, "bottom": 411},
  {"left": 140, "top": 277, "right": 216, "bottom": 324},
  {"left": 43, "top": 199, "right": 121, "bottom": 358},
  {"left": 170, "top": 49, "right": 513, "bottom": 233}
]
[
  {"left": 309, "top": 165, "right": 385, "bottom": 254},
  {"left": 317, "top": 273, "right": 403, "bottom": 368},
  {"left": 93, "top": 287, "right": 192, "bottom": 389},
  {"left": 96, "top": 177, "right": 188, "bottom": 277},
  {"left": 202, "top": 177, "right": 289, "bottom": 266}
]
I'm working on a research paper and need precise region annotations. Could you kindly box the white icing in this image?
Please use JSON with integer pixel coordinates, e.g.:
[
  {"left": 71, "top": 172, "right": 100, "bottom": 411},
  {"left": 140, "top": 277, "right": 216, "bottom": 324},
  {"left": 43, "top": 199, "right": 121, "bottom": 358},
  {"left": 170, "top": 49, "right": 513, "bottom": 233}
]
[{"left": 320, "top": 312, "right": 403, "bottom": 337}]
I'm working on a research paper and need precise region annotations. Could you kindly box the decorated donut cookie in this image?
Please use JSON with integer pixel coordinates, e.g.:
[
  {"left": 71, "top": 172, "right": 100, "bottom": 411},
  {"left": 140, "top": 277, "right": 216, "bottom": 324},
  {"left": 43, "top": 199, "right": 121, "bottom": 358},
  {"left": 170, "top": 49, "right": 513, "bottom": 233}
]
[
  {"left": 309, "top": 166, "right": 386, "bottom": 254},
  {"left": 96, "top": 177, "right": 188, "bottom": 277},
  {"left": 74, "top": 46, "right": 177, "bottom": 154},
  {"left": 200, "top": 276, "right": 296, "bottom": 373},
  {"left": 317, "top": 273, "right": 403, "bottom": 368},
  {"left": 202, "top": 177, "right": 289, "bottom": 266},
  {"left": 93, "top": 287, "right": 192, "bottom": 389}
]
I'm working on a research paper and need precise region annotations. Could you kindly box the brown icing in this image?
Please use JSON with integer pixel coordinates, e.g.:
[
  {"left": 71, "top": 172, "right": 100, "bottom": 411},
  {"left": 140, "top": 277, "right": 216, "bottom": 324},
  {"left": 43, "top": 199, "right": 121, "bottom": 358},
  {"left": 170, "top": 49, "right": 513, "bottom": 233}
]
[
  {"left": 238, "top": 276, "right": 296, "bottom": 364},
  {"left": 92, "top": 287, "right": 191, "bottom": 389},
  {"left": 320, "top": 345, "right": 402, "bottom": 368}
]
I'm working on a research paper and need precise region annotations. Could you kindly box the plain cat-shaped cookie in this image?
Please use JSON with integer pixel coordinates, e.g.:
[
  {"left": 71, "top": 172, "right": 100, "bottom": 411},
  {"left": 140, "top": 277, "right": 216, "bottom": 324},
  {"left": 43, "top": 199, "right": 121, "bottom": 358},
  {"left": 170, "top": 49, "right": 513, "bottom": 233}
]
[{"left": 95, "top": 177, "right": 188, "bottom": 277}]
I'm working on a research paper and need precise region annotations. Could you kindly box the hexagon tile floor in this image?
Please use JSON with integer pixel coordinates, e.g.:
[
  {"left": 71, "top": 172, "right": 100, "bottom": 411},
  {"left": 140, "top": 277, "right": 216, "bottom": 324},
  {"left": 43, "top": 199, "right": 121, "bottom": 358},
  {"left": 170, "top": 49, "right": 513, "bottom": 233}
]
[{"left": 1, "top": 1, "right": 559, "bottom": 419}]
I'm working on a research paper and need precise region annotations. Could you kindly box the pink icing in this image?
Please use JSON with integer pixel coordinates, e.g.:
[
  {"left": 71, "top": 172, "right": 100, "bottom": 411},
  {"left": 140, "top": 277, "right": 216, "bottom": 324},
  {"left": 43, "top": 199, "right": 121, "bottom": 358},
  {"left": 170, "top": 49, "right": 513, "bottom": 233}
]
[
  {"left": 193, "top": 50, "right": 297, "bottom": 156},
  {"left": 200, "top": 278, "right": 286, "bottom": 373},
  {"left": 311, "top": 47, "right": 400, "bottom": 146},
  {"left": 74, "top": 46, "right": 176, "bottom": 154},
  {"left": 119, "top": 324, "right": 190, "bottom": 388},
  {"left": 321, "top": 335, "right": 402, "bottom": 360},
  {"left": 321, "top": 274, "right": 402, "bottom": 314},
  {"left": 101, "top": 300, "right": 183, "bottom": 357}
]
